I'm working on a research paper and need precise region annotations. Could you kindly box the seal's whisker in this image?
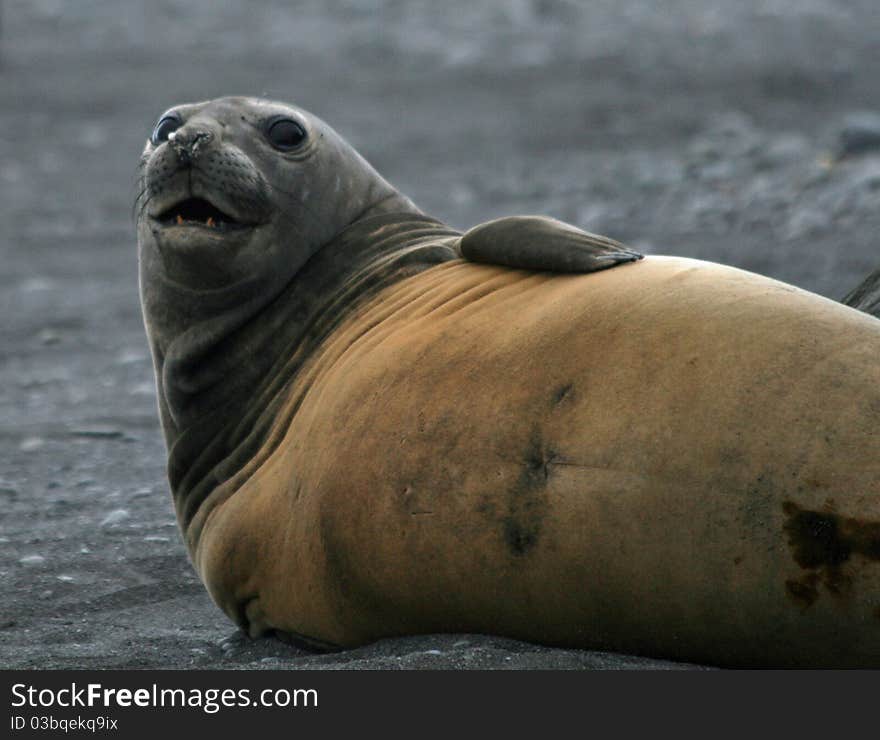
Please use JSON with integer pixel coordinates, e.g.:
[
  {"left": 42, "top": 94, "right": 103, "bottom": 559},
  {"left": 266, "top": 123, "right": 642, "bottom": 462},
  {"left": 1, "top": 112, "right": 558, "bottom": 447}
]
[
  {"left": 134, "top": 191, "right": 155, "bottom": 224},
  {"left": 133, "top": 183, "right": 148, "bottom": 203},
  {"left": 132, "top": 179, "right": 149, "bottom": 204},
  {"left": 131, "top": 193, "right": 147, "bottom": 223}
]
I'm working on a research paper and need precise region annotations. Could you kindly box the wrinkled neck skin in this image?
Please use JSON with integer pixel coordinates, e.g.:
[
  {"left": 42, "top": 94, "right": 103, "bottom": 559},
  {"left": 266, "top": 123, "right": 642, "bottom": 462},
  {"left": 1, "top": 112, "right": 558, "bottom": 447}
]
[{"left": 140, "top": 209, "right": 461, "bottom": 550}]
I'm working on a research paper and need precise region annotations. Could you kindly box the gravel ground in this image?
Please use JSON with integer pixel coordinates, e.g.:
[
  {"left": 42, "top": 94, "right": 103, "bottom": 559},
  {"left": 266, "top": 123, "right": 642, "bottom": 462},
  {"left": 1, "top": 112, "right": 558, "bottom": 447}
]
[{"left": 2, "top": 0, "right": 879, "bottom": 670}]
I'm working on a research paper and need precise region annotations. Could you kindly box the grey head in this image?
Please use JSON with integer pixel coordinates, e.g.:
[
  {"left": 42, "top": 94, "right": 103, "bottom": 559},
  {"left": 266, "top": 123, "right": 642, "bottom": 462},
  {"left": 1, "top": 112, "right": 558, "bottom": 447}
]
[{"left": 136, "top": 96, "right": 418, "bottom": 293}]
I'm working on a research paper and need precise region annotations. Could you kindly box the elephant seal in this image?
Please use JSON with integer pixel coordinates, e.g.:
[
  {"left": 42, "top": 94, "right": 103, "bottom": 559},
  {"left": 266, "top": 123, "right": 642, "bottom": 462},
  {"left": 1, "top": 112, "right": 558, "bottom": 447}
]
[{"left": 137, "top": 97, "right": 880, "bottom": 668}]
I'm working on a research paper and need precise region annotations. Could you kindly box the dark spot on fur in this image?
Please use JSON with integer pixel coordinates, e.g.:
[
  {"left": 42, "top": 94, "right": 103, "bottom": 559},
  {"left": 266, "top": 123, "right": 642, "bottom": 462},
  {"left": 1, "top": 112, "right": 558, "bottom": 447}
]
[
  {"left": 783, "top": 501, "right": 880, "bottom": 568},
  {"left": 502, "top": 427, "right": 552, "bottom": 557},
  {"left": 733, "top": 556, "right": 743, "bottom": 565},
  {"left": 552, "top": 383, "right": 574, "bottom": 405},
  {"left": 782, "top": 501, "right": 880, "bottom": 609},
  {"left": 782, "top": 502, "right": 850, "bottom": 569},
  {"left": 503, "top": 520, "right": 539, "bottom": 555},
  {"left": 786, "top": 575, "right": 819, "bottom": 610}
]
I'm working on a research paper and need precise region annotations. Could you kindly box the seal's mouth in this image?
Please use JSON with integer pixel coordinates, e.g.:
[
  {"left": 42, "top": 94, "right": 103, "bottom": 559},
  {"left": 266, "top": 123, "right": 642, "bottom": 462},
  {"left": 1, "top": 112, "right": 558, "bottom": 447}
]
[{"left": 155, "top": 197, "right": 250, "bottom": 231}]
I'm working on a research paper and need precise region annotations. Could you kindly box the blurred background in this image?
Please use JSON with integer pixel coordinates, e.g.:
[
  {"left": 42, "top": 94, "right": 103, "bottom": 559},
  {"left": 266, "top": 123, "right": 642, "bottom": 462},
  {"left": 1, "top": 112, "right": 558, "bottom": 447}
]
[{"left": 2, "top": 0, "right": 879, "bottom": 668}]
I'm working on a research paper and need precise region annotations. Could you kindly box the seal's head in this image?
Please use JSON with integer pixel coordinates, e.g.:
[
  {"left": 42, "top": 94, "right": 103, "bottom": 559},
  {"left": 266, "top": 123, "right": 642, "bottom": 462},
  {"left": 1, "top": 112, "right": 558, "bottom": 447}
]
[{"left": 136, "top": 96, "right": 414, "bottom": 291}]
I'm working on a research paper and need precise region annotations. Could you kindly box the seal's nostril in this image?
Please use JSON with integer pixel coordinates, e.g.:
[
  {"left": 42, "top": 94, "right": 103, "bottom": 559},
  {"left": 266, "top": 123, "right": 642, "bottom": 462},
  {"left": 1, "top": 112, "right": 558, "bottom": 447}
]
[{"left": 170, "top": 130, "right": 214, "bottom": 164}]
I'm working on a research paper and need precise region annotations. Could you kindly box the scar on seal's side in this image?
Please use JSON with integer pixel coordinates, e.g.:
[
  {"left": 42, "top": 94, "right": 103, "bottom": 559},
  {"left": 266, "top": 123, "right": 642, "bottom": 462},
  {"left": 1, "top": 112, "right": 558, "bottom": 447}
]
[{"left": 137, "top": 96, "right": 880, "bottom": 667}]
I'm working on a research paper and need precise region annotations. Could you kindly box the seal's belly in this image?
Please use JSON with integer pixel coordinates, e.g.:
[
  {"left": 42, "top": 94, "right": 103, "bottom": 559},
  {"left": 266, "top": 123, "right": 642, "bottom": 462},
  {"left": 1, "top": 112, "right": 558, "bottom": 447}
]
[{"left": 199, "top": 257, "right": 880, "bottom": 666}]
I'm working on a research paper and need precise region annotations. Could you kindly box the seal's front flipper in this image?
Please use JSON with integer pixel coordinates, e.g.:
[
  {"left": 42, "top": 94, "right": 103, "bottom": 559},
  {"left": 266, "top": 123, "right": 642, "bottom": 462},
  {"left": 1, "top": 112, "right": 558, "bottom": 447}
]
[
  {"left": 841, "top": 267, "right": 880, "bottom": 319},
  {"left": 458, "top": 215, "right": 642, "bottom": 273}
]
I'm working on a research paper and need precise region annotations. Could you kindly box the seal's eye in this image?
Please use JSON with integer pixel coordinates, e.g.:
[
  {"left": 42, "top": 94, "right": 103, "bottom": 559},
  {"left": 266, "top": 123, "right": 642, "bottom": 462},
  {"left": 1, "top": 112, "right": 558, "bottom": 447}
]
[
  {"left": 266, "top": 117, "right": 307, "bottom": 151},
  {"left": 151, "top": 114, "right": 182, "bottom": 146}
]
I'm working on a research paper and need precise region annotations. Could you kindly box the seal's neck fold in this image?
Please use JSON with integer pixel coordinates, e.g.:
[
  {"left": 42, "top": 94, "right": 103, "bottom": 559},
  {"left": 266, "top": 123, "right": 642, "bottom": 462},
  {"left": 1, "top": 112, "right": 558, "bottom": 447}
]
[{"left": 145, "top": 213, "right": 461, "bottom": 532}]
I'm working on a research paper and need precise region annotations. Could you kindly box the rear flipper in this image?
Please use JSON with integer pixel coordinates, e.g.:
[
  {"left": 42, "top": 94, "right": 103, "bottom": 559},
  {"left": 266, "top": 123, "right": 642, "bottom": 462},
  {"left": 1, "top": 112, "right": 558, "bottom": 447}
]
[
  {"left": 842, "top": 267, "right": 880, "bottom": 318},
  {"left": 458, "top": 215, "right": 642, "bottom": 274}
]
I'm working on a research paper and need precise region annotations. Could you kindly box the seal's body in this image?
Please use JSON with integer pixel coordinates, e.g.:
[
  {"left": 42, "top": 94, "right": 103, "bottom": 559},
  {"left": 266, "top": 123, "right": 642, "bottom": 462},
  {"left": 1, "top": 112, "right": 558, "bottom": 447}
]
[{"left": 137, "top": 97, "right": 880, "bottom": 667}]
